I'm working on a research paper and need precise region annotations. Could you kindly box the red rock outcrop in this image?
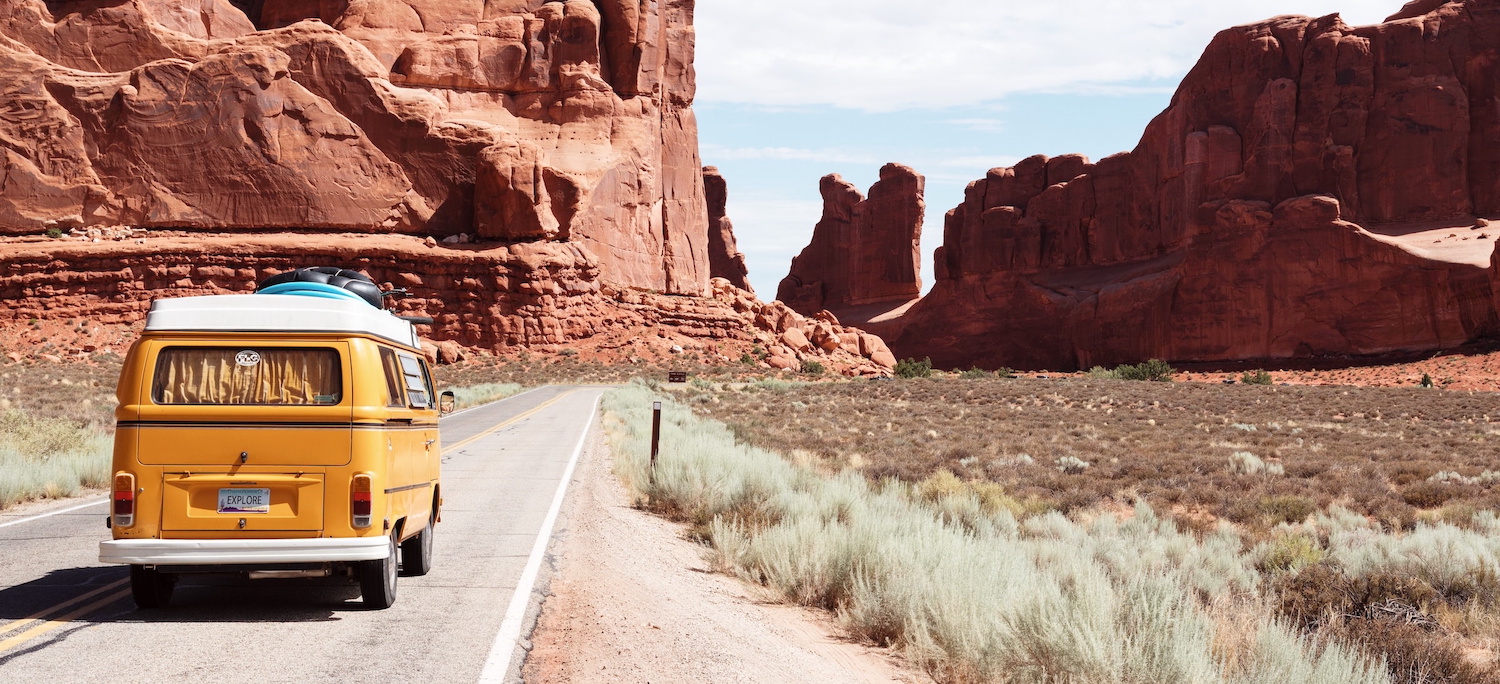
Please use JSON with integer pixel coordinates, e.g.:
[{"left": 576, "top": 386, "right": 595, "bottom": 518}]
[
  {"left": 0, "top": 232, "right": 893, "bottom": 374},
  {"left": 776, "top": 163, "right": 924, "bottom": 315},
  {"left": 822, "top": 1, "right": 1500, "bottom": 370},
  {"left": 0, "top": 0, "right": 708, "bottom": 295},
  {"left": 702, "top": 166, "right": 752, "bottom": 293}
]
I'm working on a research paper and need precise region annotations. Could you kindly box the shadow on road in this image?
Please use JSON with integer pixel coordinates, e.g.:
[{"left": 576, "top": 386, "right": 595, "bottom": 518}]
[
  {"left": 0, "top": 566, "right": 125, "bottom": 620},
  {"left": 2, "top": 566, "right": 367, "bottom": 625}
]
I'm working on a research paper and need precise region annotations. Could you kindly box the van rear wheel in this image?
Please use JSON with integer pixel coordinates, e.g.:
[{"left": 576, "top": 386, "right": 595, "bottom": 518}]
[
  {"left": 359, "top": 532, "right": 398, "bottom": 609},
  {"left": 130, "top": 565, "right": 174, "bottom": 609},
  {"left": 400, "top": 520, "right": 434, "bottom": 577}
]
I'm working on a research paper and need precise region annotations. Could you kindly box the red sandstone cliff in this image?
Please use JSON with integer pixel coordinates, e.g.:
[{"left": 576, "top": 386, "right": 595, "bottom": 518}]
[
  {"left": 702, "top": 166, "right": 752, "bottom": 293},
  {"left": 777, "top": 163, "right": 924, "bottom": 316},
  {"left": 797, "top": 0, "right": 1500, "bottom": 370},
  {"left": 0, "top": 0, "right": 895, "bottom": 374},
  {"left": 0, "top": 0, "right": 707, "bottom": 295}
]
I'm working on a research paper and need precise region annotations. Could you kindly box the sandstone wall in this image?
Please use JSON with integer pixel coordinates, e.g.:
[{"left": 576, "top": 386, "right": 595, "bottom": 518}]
[
  {"left": 0, "top": 0, "right": 710, "bottom": 296},
  {"left": 777, "top": 163, "right": 924, "bottom": 315},
  {"left": 860, "top": 1, "right": 1500, "bottom": 369},
  {"left": 702, "top": 166, "right": 752, "bottom": 292}
]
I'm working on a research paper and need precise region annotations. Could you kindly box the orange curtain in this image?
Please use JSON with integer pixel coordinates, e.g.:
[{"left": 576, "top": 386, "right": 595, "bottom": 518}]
[{"left": 153, "top": 348, "right": 342, "bottom": 405}]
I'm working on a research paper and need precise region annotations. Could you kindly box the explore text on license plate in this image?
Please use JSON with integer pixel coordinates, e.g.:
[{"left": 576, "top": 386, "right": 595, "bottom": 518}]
[{"left": 218, "top": 488, "right": 270, "bottom": 514}]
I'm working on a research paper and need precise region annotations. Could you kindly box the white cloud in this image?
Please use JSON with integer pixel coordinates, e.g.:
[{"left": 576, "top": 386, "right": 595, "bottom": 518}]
[
  {"left": 700, "top": 144, "right": 879, "bottom": 165},
  {"left": 943, "top": 118, "right": 1008, "bottom": 132},
  {"left": 696, "top": 1, "right": 1404, "bottom": 111}
]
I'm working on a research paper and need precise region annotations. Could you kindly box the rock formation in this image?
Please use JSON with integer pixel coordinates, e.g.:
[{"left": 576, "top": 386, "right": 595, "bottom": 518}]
[
  {"left": 702, "top": 166, "right": 752, "bottom": 292},
  {"left": 797, "top": 0, "right": 1500, "bottom": 370},
  {"left": 776, "top": 163, "right": 924, "bottom": 316},
  {"left": 0, "top": 0, "right": 708, "bottom": 295}
]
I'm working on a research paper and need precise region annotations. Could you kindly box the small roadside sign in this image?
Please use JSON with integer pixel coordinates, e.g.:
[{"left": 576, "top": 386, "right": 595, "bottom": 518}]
[{"left": 668, "top": 371, "right": 688, "bottom": 383}]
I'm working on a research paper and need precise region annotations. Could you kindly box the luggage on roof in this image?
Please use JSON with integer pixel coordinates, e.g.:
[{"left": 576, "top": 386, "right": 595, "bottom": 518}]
[{"left": 256, "top": 267, "right": 385, "bottom": 309}]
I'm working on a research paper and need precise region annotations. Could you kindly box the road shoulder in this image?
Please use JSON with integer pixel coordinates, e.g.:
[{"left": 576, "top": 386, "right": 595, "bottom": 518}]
[{"left": 521, "top": 429, "right": 930, "bottom": 684}]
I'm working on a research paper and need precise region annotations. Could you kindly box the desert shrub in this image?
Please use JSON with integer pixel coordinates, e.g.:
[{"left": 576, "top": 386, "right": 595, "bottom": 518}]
[
  {"left": 739, "top": 352, "right": 755, "bottom": 365},
  {"left": 894, "top": 357, "right": 933, "bottom": 379},
  {"left": 958, "top": 367, "right": 990, "bottom": 379},
  {"left": 0, "top": 410, "right": 111, "bottom": 508},
  {"left": 1428, "top": 471, "right": 1500, "bottom": 486},
  {"left": 1402, "top": 482, "right": 1461, "bottom": 509},
  {"left": 448, "top": 382, "right": 523, "bottom": 408},
  {"left": 44, "top": 227, "right": 62, "bottom": 239},
  {"left": 1086, "top": 365, "right": 1117, "bottom": 379},
  {"left": 1338, "top": 617, "right": 1487, "bottom": 684},
  {"left": 1327, "top": 522, "right": 1500, "bottom": 604},
  {"left": 1055, "top": 455, "right": 1091, "bottom": 474},
  {"left": 604, "top": 386, "right": 1388, "bottom": 684},
  {"left": 1256, "top": 533, "right": 1326, "bottom": 574},
  {"left": 914, "top": 470, "right": 1044, "bottom": 521},
  {"left": 1231, "top": 451, "right": 1285, "bottom": 477},
  {"left": 995, "top": 367, "right": 1016, "bottom": 378},
  {"left": 1114, "top": 359, "right": 1175, "bottom": 382},
  {"left": 801, "top": 360, "right": 825, "bottom": 376},
  {"left": 1241, "top": 369, "right": 1274, "bottom": 385},
  {"left": 751, "top": 377, "right": 793, "bottom": 392},
  {"left": 1259, "top": 495, "right": 1318, "bottom": 525}
]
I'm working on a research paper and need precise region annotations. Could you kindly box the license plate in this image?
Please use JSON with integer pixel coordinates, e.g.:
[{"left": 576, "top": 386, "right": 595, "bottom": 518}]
[{"left": 218, "top": 488, "right": 270, "bottom": 514}]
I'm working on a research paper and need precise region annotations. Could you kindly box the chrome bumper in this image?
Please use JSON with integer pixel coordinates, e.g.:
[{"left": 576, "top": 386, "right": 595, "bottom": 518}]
[{"left": 100, "top": 537, "right": 389, "bottom": 565}]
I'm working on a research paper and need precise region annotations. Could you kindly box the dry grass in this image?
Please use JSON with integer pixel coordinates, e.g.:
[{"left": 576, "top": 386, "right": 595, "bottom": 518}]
[
  {"left": 0, "top": 359, "right": 121, "bottom": 429},
  {"left": 688, "top": 376, "right": 1500, "bottom": 538},
  {"left": 604, "top": 383, "right": 1396, "bottom": 684},
  {"left": 0, "top": 409, "right": 112, "bottom": 508},
  {"left": 678, "top": 375, "right": 1500, "bottom": 683}
]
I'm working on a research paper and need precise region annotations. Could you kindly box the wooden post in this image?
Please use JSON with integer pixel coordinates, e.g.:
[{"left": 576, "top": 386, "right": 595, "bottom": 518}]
[{"left": 649, "top": 401, "right": 662, "bottom": 487}]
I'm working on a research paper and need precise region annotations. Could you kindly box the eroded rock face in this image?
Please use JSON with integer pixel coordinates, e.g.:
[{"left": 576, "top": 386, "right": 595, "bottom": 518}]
[
  {"left": 702, "top": 166, "right": 751, "bottom": 293},
  {"left": 0, "top": 0, "right": 709, "bottom": 295},
  {"left": 777, "top": 163, "right": 924, "bottom": 315},
  {"left": 812, "top": 2, "right": 1500, "bottom": 370}
]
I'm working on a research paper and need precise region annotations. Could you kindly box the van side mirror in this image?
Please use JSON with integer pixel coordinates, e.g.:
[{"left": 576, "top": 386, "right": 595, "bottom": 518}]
[{"left": 439, "top": 390, "right": 456, "bottom": 415}]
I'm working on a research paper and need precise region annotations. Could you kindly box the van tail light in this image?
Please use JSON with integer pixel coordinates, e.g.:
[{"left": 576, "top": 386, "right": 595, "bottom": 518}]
[
  {"left": 352, "top": 474, "right": 373, "bottom": 529},
  {"left": 113, "top": 473, "right": 136, "bottom": 528}
]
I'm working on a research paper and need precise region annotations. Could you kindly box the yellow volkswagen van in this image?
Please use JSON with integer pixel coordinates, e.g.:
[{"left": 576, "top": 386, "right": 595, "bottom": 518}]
[{"left": 99, "top": 273, "right": 446, "bottom": 609}]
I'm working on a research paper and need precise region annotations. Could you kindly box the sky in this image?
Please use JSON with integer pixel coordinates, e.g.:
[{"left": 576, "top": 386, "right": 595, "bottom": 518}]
[{"left": 692, "top": 0, "right": 1407, "bottom": 297}]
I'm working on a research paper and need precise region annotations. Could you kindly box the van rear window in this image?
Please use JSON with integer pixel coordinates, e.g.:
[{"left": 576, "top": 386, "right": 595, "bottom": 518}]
[{"left": 152, "top": 347, "right": 343, "bottom": 405}]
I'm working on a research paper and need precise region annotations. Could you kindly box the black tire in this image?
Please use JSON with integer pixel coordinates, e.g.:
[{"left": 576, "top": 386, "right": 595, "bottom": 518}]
[
  {"left": 256, "top": 267, "right": 385, "bottom": 309},
  {"left": 130, "top": 565, "right": 175, "bottom": 609},
  {"left": 400, "top": 519, "right": 434, "bottom": 577},
  {"left": 359, "top": 531, "right": 399, "bottom": 609}
]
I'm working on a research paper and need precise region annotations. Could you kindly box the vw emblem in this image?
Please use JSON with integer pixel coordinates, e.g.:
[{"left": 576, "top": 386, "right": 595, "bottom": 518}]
[{"left": 235, "top": 350, "right": 262, "bottom": 367}]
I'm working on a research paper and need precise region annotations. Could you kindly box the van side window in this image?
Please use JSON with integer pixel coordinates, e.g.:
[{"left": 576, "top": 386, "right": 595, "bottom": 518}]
[
  {"left": 396, "top": 353, "right": 431, "bottom": 409},
  {"left": 378, "top": 348, "right": 405, "bottom": 408},
  {"left": 419, "top": 359, "right": 437, "bottom": 408},
  {"left": 153, "top": 347, "right": 342, "bottom": 405}
]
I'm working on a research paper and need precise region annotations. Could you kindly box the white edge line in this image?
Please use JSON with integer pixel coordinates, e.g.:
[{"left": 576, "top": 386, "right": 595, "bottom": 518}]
[
  {"left": 477, "top": 393, "right": 601, "bottom": 684},
  {"left": 0, "top": 498, "right": 108, "bottom": 530},
  {"left": 441, "top": 386, "right": 548, "bottom": 422}
]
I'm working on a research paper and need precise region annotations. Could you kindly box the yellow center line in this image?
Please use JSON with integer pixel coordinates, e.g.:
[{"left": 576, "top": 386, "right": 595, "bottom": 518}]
[
  {"left": 441, "top": 390, "right": 576, "bottom": 455},
  {"left": 0, "top": 577, "right": 130, "bottom": 637},
  {"left": 0, "top": 588, "right": 132, "bottom": 654}
]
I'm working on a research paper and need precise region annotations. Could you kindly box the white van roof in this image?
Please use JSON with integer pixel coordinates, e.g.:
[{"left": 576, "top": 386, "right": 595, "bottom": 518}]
[{"left": 144, "top": 294, "right": 423, "bottom": 349}]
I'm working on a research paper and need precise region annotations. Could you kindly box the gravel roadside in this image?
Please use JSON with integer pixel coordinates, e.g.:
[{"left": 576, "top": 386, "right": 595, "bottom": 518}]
[{"left": 522, "top": 429, "right": 930, "bottom": 684}]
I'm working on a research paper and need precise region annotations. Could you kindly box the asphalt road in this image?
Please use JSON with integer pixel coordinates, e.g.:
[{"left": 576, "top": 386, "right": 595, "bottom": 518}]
[{"left": 0, "top": 385, "right": 606, "bottom": 683}]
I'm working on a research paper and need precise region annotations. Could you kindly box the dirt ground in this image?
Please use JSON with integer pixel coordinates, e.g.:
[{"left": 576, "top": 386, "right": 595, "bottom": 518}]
[{"left": 521, "top": 429, "right": 929, "bottom": 684}]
